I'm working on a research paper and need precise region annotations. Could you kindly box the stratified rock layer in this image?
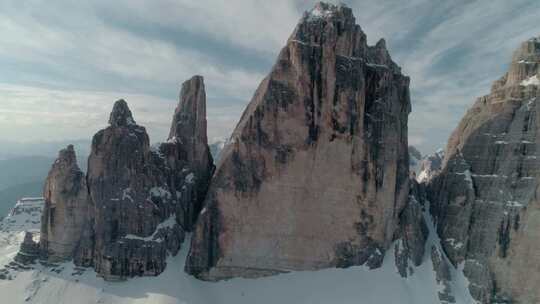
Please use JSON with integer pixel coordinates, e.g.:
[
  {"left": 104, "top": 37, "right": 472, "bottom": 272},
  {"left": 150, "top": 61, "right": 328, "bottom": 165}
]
[
  {"left": 429, "top": 37, "right": 540, "bottom": 303},
  {"left": 40, "top": 145, "right": 89, "bottom": 261},
  {"left": 186, "top": 2, "right": 411, "bottom": 280}
]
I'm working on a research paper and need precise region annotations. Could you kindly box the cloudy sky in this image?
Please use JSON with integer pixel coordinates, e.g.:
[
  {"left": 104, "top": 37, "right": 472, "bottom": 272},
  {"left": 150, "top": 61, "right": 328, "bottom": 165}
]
[{"left": 0, "top": 0, "right": 539, "bottom": 154}]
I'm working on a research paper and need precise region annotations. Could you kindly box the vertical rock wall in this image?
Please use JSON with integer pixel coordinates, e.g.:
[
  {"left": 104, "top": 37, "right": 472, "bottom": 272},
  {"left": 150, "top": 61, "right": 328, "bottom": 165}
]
[
  {"left": 186, "top": 2, "right": 411, "bottom": 280},
  {"left": 40, "top": 145, "right": 89, "bottom": 261}
]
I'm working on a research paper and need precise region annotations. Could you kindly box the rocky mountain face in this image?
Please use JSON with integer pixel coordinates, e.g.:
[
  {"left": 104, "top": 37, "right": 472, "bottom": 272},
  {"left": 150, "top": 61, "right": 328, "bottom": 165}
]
[
  {"left": 40, "top": 145, "right": 89, "bottom": 262},
  {"left": 186, "top": 2, "right": 411, "bottom": 280},
  {"left": 429, "top": 37, "right": 540, "bottom": 303},
  {"left": 39, "top": 77, "right": 213, "bottom": 280}
]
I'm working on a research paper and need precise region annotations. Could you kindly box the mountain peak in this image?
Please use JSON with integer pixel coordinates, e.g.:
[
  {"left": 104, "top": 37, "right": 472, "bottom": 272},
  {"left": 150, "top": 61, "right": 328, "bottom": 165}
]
[
  {"left": 56, "top": 144, "right": 77, "bottom": 166},
  {"left": 305, "top": 2, "right": 352, "bottom": 22},
  {"left": 487, "top": 36, "right": 540, "bottom": 98},
  {"left": 108, "top": 99, "right": 136, "bottom": 127}
]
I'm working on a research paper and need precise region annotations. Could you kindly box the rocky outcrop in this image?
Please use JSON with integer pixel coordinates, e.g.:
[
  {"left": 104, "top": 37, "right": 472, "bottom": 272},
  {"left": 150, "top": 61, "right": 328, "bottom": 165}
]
[
  {"left": 430, "top": 245, "right": 455, "bottom": 304},
  {"left": 394, "top": 179, "right": 428, "bottom": 278},
  {"left": 186, "top": 2, "right": 411, "bottom": 280},
  {"left": 14, "top": 232, "right": 40, "bottom": 265},
  {"left": 429, "top": 37, "right": 540, "bottom": 303},
  {"left": 40, "top": 145, "right": 89, "bottom": 261},
  {"left": 160, "top": 76, "right": 215, "bottom": 231}
]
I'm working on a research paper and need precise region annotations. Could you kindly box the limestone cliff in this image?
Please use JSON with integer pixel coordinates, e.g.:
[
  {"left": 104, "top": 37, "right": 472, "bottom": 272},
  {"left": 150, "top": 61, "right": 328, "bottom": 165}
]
[
  {"left": 40, "top": 145, "right": 89, "bottom": 261},
  {"left": 186, "top": 2, "right": 411, "bottom": 280}
]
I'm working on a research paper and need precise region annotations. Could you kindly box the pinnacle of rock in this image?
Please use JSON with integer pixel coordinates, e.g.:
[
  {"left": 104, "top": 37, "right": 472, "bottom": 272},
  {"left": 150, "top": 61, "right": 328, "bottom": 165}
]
[
  {"left": 168, "top": 75, "right": 207, "bottom": 144},
  {"left": 40, "top": 145, "right": 88, "bottom": 262},
  {"left": 163, "top": 75, "right": 214, "bottom": 231},
  {"left": 108, "top": 99, "right": 136, "bottom": 127}
]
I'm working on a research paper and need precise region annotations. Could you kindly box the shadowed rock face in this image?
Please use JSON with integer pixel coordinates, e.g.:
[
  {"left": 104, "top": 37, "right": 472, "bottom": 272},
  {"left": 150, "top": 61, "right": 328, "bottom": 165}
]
[
  {"left": 84, "top": 99, "right": 184, "bottom": 280},
  {"left": 40, "top": 145, "right": 89, "bottom": 261},
  {"left": 429, "top": 37, "right": 540, "bottom": 303},
  {"left": 186, "top": 2, "right": 411, "bottom": 280},
  {"left": 161, "top": 76, "right": 215, "bottom": 231}
]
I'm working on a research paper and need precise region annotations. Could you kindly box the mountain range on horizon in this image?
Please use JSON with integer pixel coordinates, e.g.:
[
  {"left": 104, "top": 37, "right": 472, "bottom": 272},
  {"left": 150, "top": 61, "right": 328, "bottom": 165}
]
[{"left": 0, "top": 2, "right": 539, "bottom": 304}]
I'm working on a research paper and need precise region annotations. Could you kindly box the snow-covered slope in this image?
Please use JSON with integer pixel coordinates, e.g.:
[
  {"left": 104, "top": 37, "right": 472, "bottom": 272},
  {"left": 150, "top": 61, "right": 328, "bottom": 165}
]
[
  {"left": 0, "top": 197, "right": 478, "bottom": 304},
  {"left": 0, "top": 198, "right": 43, "bottom": 232},
  {"left": 0, "top": 198, "right": 43, "bottom": 274}
]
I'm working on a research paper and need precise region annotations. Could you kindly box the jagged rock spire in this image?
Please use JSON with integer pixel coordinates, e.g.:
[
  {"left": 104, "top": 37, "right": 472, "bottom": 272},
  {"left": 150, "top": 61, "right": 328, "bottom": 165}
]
[
  {"left": 109, "top": 99, "right": 136, "bottom": 127},
  {"left": 15, "top": 232, "right": 39, "bottom": 264},
  {"left": 40, "top": 145, "right": 89, "bottom": 262},
  {"left": 162, "top": 75, "right": 214, "bottom": 231},
  {"left": 168, "top": 75, "right": 207, "bottom": 145}
]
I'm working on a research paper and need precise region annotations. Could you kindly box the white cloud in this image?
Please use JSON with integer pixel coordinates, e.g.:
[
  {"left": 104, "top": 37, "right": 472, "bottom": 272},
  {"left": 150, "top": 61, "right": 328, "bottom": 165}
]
[
  {"left": 0, "top": 0, "right": 265, "bottom": 100},
  {"left": 0, "top": 0, "right": 539, "bottom": 155},
  {"left": 0, "top": 84, "right": 240, "bottom": 143},
  {"left": 97, "top": 0, "right": 302, "bottom": 54}
]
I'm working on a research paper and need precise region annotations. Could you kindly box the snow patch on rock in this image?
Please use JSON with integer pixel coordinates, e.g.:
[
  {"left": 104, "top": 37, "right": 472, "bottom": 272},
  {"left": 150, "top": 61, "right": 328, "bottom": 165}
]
[{"left": 521, "top": 75, "right": 540, "bottom": 86}]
